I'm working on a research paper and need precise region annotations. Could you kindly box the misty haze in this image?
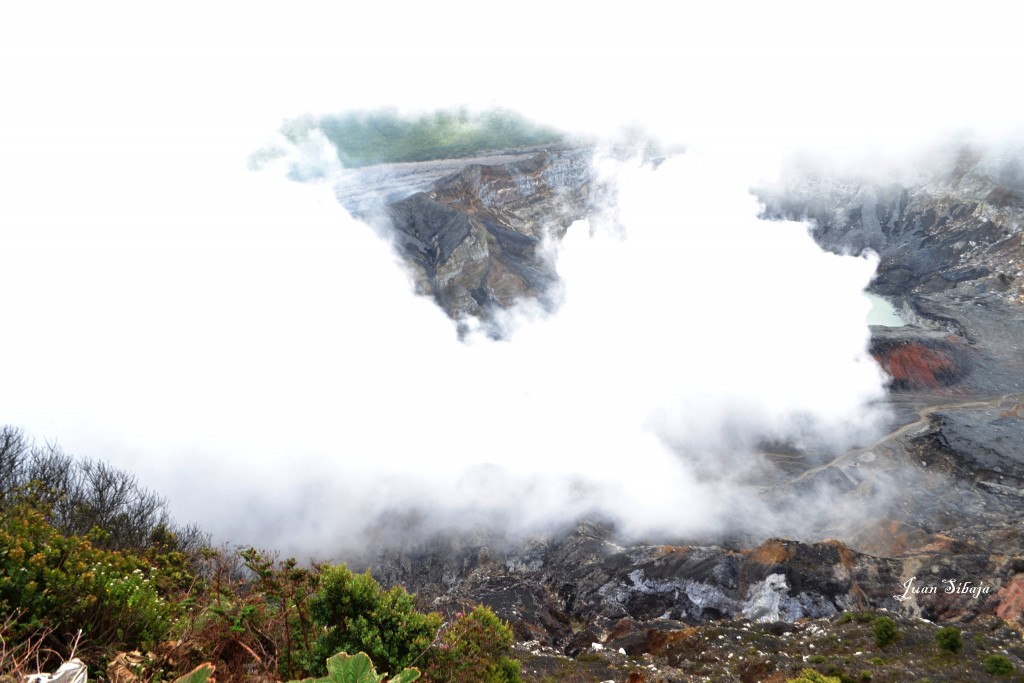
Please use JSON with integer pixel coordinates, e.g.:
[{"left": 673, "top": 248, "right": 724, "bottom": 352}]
[{"left": 2, "top": 3, "right": 1023, "bottom": 681}]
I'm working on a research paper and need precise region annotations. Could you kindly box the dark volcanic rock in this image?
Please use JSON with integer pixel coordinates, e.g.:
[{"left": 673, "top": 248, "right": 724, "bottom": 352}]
[
  {"left": 911, "top": 406, "right": 1024, "bottom": 495},
  {"left": 362, "top": 523, "right": 1023, "bottom": 655},
  {"left": 338, "top": 145, "right": 600, "bottom": 326}
]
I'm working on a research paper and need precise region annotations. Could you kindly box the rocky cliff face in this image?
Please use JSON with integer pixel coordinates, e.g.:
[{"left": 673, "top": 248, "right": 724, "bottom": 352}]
[
  {"left": 335, "top": 142, "right": 1024, "bottom": 668},
  {"left": 365, "top": 523, "right": 902, "bottom": 647},
  {"left": 758, "top": 148, "right": 1024, "bottom": 395},
  {"left": 760, "top": 148, "right": 1024, "bottom": 305},
  {"left": 334, "top": 144, "right": 600, "bottom": 330},
  {"left": 756, "top": 146, "right": 1024, "bottom": 557},
  {"left": 360, "top": 521, "right": 1023, "bottom": 658}
]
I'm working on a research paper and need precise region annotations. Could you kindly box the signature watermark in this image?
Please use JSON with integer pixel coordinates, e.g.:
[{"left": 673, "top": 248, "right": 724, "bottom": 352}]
[{"left": 894, "top": 577, "right": 991, "bottom": 602}]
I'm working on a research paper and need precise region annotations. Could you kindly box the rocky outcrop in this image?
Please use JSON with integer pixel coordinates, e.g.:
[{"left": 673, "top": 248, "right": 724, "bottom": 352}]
[
  {"left": 361, "top": 520, "right": 1022, "bottom": 655},
  {"left": 335, "top": 145, "right": 600, "bottom": 328}
]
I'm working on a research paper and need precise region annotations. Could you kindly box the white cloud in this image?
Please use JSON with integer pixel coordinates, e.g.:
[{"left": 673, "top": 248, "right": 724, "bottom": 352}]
[{"left": 0, "top": 0, "right": 1015, "bottom": 552}]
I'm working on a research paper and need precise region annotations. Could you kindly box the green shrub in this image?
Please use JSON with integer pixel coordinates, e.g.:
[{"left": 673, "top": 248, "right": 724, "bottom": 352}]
[
  {"left": 178, "top": 546, "right": 321, "bottom": 681},
  {"left": 983, "top": 654, "right": 1015, "bottom": 676},
  {"left": 308, "top": 565, "right": 441, "bottom": 678},
  {"left": 422, "top": 606, "right": 521, "bottom": 683},
  {"left": 872, "top": 617, "right": 899, "bottom": 648},
  {"left": 808, "top": 654, "right": 827, "bottom": 663},
  {"left": 786, "top": 669, "right": 840, "bottom": 683},
  {"left": 0, "top": 498, "right": 176, "bottom": 653},
  {"left": 935, "top": 626, "right": 962, "bottom": 653}
]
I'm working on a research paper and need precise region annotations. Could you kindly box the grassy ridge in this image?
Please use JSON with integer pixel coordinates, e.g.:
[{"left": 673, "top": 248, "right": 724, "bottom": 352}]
[{"left": 285, "top": 108, "right": 563, "bottom": 167}]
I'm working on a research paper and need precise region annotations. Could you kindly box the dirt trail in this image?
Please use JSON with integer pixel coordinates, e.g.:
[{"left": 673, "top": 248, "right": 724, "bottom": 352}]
[{"left": 783, "top": 392, "right": 1024, "bottom": 485}]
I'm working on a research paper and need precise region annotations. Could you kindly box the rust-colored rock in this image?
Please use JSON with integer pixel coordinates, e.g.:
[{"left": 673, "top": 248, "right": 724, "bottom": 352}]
[
  {"left": 870, "top": 337, "right": 969, "bottom": 391},
  {"left": 994, "top": 574, "right": 1024, "bottom": 623},
  {"left": 745, "top": 539, "right": 789, "bottom": 566}
]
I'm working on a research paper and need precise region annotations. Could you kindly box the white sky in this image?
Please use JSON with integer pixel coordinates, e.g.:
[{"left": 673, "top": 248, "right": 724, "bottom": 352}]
[{"left": 0, "top": 1, "right": 1020, "bottom": 550}]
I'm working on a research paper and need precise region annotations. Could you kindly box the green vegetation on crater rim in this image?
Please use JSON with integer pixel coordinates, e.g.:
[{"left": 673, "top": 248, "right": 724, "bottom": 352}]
[
  {"left": 278, "top": 107, "right": 564, "bottom": 169},
  {"left": 0, "top": 425, "right": 521, "bottom": 682}
]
